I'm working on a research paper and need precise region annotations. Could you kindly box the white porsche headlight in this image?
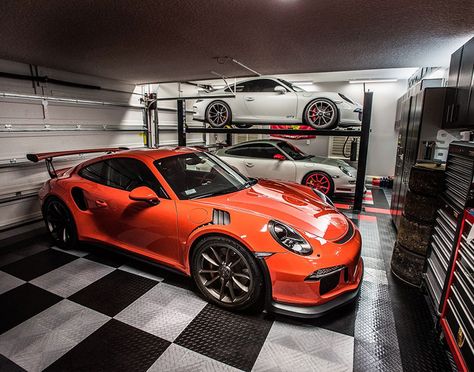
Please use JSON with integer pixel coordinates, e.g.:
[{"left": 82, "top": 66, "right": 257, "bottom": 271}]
[{"left": 268, "top": 220, "right": 312, "bottom": 255}]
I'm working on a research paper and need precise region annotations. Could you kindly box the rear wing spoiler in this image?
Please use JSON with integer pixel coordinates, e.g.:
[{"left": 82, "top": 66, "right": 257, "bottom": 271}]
[{"left": 26, "top": 147, "right": 129, "bottom": 178}]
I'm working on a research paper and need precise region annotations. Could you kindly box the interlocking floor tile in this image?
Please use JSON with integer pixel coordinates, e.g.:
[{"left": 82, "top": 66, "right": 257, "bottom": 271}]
[
  {"left": 0, "top": 299, "right": 109, "bottom": 372},
  {"left": 0, "top": 283, "right": 61, "bottom": 334},
  {"left": 51, "top": 245, "right": 90, "bottom": 257},
  {"left": 45, "top": 319, "right": 170, "bottom": 372},
  {"left": 69, "top": 269, "right": 157, "bottom": 316},
  {"left": 116, "top": 282, "right": 206, "bottom": 342},
  {"left": 176, "top": 304, "right": 273, "bottom": 371},
  {"left": 31, "top": 258, "right": 115, "bottom": 297},
  {"left": 252, "top": 321, "right": 354, "bottom": 372},
  {"left": 1, "top": 249, "right": 77, "bottom": 281},
  {"left": 149, "top": 343, "right": 242, "bottom": 372},
  {"left": 0, "top": 271, "right": 24, "bottom": 295}
]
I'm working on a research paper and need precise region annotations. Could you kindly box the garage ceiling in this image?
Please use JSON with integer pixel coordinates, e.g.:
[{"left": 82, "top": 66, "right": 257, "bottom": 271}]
[{"left": 0, "top": 0, "right": 472, "bottom": 84}]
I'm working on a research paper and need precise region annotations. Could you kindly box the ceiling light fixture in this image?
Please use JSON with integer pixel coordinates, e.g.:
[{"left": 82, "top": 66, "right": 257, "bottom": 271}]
[
  {"left": 349, "top": 79, "right": 398, "bottom": 84},
  {"left": 290, "top": 81, "right": 313, "bottom": 86}
]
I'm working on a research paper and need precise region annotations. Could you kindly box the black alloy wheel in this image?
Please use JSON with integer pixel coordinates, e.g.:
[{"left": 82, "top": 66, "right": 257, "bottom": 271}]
[
  {"left": 192, "top": 236, "right": 262, "bottom": 311},
  {"left": 44, "top": 198, "right": 78, "bottom": 249}
]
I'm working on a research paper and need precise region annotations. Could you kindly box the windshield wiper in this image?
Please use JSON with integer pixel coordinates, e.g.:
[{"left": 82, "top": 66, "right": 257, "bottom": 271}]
[{"left": 192, "top": 187, "right": 239, "bottom": 199}]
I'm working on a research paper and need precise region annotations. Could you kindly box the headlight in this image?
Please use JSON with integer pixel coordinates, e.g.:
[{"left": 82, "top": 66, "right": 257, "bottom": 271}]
[
  {"left": 312, "top": 188, "right": 334, "bottom": 207},
  {"left": 339, "top": 165, "right": 352, "bottom": 177},
  {"left": 268, "top": 220, "right": 312, "bottom": 255}
]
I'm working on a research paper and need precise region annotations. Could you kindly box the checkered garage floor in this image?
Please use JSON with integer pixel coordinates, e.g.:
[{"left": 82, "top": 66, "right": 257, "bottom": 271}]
[{"left": 0, "top": 188, "right": 453, "bottom": 372}]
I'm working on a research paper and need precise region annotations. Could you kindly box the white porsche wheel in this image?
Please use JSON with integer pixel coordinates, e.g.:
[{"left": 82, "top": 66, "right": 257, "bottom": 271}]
[
  {"left": 304, "top": 99, "right": 338, "bottom": 129},
  {"left": 205, "top": 101, "right": 232, "bottom": 128}
]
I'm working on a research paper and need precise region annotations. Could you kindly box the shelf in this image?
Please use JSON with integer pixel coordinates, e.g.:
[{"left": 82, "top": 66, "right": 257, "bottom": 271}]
[{"left": 185, "top": 127, "right": 362, "bottom": 137}]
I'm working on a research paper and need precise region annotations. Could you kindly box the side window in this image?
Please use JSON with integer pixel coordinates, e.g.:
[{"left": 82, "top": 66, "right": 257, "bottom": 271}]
[
  {"left": 80, "top": 158, "right": 167, "bottom": 198},
  {"left": 225, "top": 143, "right": 284, "bottom": 159},
  {"left": 258, "top": 79, "right": 283, "bottom": 92},
  {"left": 79, "top": 161, "right": 107, "bottom": 184},
  {"left": 225, "top": 145, "right": 251, "bottom": 157},
  {"left": 255, "top": 143, "right": 284, "bottom": 159}
]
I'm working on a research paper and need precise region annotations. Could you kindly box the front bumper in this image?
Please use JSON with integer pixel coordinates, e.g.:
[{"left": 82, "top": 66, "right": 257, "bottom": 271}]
[
  {"left": 257, "top": 229, "right": 363, "bottom": 319},
  {"left": 269, "top": 258, "right": 363, "bottom": 318}
]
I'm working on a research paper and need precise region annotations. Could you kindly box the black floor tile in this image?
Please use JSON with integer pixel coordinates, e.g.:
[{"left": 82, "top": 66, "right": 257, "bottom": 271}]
[
  {"left": 175, "top": 304, "right": 273, "bottom": 371},
  {"left": 69, "top": 269, "right": 157, "bottom": 316},
  {"left": 376, "top": 215, "right": 452, "bottom": 371},
  {"left": 45, "top": 319, "right": 170, "bottom": 372},
  {"left": 0, "top": 283, "right": 61, "bottom": 334},
  {"left": 1, "top": 249, "right": 77, "bottom": 281},
  {"left": 84, "top": 250, "right": 128, "bottom": 268},
  {"left": 370, "top": 187, "right": 390, "bottom": 209},
  {"left": 0, "top": 354, "right": 26, "bottom": 372}
]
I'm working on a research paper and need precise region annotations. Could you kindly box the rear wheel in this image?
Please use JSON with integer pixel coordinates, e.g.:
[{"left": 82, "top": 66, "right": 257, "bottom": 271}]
[
  {"left": 191, "top": 236, "right": 262, "bottom": 311},
  {"left": 205, "top": 101, "right": 232, "bottom": 128},
  {"left": 304, "top": 98, "right": 338, "bottom": 129},
  {"left": 303, "top": 171, "right": 335, "bottom": 197},
  {"left": 43, "top": 198, "right": 78, "bottom": 250}
]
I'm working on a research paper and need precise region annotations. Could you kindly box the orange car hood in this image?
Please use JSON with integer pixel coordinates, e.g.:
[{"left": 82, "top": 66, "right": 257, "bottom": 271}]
[{"left": 201, "top": 179, "right": 349, "bottom": 241}]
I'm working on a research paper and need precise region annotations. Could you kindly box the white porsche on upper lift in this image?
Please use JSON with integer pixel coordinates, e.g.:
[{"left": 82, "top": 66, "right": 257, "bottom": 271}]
[{"left": 193, "top": 76, "right": 362, "bottom": 129}]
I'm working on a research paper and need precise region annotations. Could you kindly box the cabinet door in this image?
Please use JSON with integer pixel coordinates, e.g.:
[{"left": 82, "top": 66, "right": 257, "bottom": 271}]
[
  {"left": 455, "top": 38, "right": 474, "bottom": 127},
  {"left": 443, "top": 46, "right": 463, "bottom": 129}
]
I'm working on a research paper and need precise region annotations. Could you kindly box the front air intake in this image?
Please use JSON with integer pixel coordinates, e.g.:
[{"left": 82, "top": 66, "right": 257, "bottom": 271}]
[{"left": 212, "top": 209, "right": 230, "bottom": 225}]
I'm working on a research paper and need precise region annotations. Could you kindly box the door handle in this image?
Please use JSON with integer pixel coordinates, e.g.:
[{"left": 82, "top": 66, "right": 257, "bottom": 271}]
[
  {"left": 244, "top": 162, "right": 254, "bottom": 167},
  {"left": 95, "top": 200, "right": 108, "bottom": 208},
  {"left": 245, "top": 97, "right": 255, "bottom": 101}
]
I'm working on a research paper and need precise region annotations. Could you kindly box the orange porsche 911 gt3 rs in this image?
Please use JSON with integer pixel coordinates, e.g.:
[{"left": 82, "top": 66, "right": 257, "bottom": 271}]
[{"left": 28, "top": 147, "right": 363, "bottom": 317}]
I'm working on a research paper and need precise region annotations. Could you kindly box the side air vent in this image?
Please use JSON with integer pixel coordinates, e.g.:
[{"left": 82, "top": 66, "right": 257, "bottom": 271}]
[
  {"left": 71, "top": 187, "right": 88, "bottom": 211},
  {"left": 212, "top": 209, "right": 230, "bottom": 225}
]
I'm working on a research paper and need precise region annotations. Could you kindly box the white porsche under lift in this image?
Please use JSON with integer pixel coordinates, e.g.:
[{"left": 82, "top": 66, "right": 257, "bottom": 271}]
[{"left": 146, "top": 91, "right": 373, "bottom": 213}]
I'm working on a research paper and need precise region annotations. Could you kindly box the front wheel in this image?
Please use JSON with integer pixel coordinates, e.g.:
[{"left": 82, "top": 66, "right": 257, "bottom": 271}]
[
  {"left": 43, "top": 198, "right": 78, "bottom": 250},
  {"left": 302, "top": 171, "right": 335, "bottom": 197},
  {"left": 303, "top": 98, "right": 339, "bottom": 129},
  {"left": 191, "top": 236, "right": 263, "bottom": 311},
  {"left": 205, "top": 101, "right": 232, "bottom": 128}
]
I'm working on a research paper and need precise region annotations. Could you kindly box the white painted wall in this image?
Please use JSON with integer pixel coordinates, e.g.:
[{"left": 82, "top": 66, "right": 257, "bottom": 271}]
[{"left": 0, "top": 59, "right": 144, "bottom": 231}]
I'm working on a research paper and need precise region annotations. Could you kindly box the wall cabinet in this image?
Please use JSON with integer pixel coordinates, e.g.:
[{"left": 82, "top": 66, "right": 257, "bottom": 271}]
[{"left": 444, "top": 37, "right": 474, "bottom": 129}]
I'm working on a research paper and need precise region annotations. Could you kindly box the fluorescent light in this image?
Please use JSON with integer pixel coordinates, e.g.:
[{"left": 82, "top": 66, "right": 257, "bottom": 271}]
[
  {"left": 349, "top": 79, "right": 398, "bottom": 84},
  {"left": 290, "top": 81, "right": 313, "bottom": 86}
]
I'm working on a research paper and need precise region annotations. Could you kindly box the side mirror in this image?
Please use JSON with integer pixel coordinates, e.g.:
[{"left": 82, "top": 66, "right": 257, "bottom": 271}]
[
  {"left": 273, "top": 154, "right": 286, "bottom": 161},
  {"left": 274, "top": 86, "right": 286, "bottom": 94},
  {"left": 129, "top": 186, "right": 159, "bottom": 205}
]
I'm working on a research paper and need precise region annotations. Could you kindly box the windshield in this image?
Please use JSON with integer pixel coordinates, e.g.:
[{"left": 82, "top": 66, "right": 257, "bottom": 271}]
[
  {"left": 155, "top": 152, "right": 251, "bottom": 200},
  {"left": 277, "top": 141, "right": 311, "bottom": 160},
  {"left": 277, "top": 79, "right": 306, "bottom": 92}
]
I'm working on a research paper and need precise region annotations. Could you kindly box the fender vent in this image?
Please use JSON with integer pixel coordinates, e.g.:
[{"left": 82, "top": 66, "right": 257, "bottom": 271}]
[
  {"left": 71, "top": 187, "right": 88, "bottom": 211},
  {"left": 212, "top": 209, "right": 230, "bottom": 225}
]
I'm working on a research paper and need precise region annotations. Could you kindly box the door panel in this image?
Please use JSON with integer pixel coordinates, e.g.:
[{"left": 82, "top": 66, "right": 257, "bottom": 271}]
[
  {"left": 243, "top": 158, "right": 296, "bottom": 181},
  {"left": 82, "top": 181, "right": 180, "bottom": 266},
  {"left": 244, "top": 92, "right": 298, "bottom": 123}
]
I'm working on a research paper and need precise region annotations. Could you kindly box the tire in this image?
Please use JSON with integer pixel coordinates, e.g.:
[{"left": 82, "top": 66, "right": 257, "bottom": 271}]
[
  {"left": 43, "top": 197, "right": 78, "bottom": 250},
  {"left": 302, "top": 171, "right": 335, "bottom": 197},
  {"left": 303, "top": 98, "right": 339, "bottom": 129},
  {"left": 205, "top": 101, "right": 232, "bottom": 128},
  {"left": 191, "top": 236, "right": 263, "bottom": 311},
  {"left": 408, "top": 164, "right": 445, "bottom": 196},
  {"left": 235, "top": 123, "right": 253, "bottom": 129}
]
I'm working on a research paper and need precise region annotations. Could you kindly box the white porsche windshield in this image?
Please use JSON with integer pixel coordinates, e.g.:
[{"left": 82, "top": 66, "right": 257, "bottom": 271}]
[{"left": 155, "top": 152, "right": 254, "bottom": 200}]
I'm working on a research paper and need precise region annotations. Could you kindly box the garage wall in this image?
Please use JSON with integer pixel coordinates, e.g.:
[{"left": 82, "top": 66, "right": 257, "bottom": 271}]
[
  {"left": 276, "top": 80, "right": 408, "bottom": 177},
  {"left": 0, "top": 59, "right": 145, "bottom": 232}
]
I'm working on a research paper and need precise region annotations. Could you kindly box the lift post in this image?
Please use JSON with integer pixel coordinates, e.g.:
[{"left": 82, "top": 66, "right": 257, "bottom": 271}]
[{"left": 353, "top": 91, "right": 373, "bottom": 212}]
